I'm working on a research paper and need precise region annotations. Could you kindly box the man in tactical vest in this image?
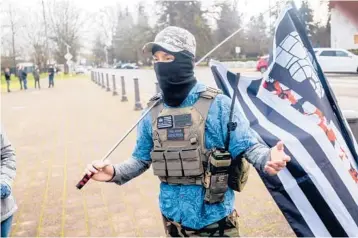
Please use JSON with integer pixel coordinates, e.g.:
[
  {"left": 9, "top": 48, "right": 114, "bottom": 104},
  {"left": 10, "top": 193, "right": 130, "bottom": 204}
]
[{"left": 84, "top": 26, "right": 291, "bottom": 237}]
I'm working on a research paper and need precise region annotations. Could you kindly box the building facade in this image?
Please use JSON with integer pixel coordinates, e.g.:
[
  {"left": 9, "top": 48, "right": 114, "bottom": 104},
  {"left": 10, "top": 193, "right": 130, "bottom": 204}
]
[{"left": 330, "top": 1, "right": 358, "bottom": 50}]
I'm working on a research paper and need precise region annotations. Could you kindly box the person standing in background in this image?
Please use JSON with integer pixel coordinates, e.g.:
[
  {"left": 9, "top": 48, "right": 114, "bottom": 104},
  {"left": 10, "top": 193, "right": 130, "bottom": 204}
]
[
  {"left": 48, "top": 65, "right": 55, "bottom": 88},
  {"left": 20, "top": 66, "right": 28, "bottom": 90},
  {"left": 1, "top": 125, "right": 18, "bottom": 237},
  {"left": 4, "top": 67, "right": 11, "bottom": 93},
  {"left": 33, "top": 65, "right": 41, "bottom": 89}
]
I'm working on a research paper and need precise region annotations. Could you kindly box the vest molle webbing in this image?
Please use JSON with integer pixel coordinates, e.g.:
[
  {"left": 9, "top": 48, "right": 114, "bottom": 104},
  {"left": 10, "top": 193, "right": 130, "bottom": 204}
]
[{"left": 150, "top": 87, "right": 221, "bottom": 185}]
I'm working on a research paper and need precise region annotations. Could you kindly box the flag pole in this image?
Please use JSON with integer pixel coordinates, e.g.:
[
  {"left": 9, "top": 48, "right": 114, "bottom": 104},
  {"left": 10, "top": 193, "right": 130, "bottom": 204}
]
[
  {"left": 195, "top": 28, "right": 244, "bottom": 66},
  {"left": 196, "top": 0, "right": 284, "bottom": 66}
]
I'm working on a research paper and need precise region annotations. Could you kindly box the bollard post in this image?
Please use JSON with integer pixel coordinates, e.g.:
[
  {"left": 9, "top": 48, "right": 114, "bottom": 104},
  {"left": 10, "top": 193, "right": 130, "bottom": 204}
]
[
  {"left": 101, "top": 73, "right": 105, "bottom": 88},
  {"left": 106, "top": 74, "right": 110, "bottom": 92},
  {"left": 155, "top": 82, "right": 161, "bottom": 94},
  {"left": 121, "top": 76, "right": 128, "bottom": 102},
  {"left": 112, "top": 75, "right": 118, "bottom": 96},
  {"left": 91, "top": 71, "right": 93, "bottom": 81},
  {"left": 133, "top": 78, "right": 143, "bottom": 111},
  {"left": 97, "top": 72, "right": 100, "bottom": 85}
]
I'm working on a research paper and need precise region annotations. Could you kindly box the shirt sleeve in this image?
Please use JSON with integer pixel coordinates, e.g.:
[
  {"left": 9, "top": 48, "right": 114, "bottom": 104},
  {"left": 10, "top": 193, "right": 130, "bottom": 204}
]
[
  {"left": 1, "top": 125, "right": 17, "bottom": 189},
  {"left": 110, "top": 109, "right": 154, "bottom": 185},
  {"left": 206, "top": 94, "right": 270, "bottom": 172},
  {"left": 110, "top": 158, "right": 151, "bottom": 185},
  {"left": 131, "top": 108, "right": 154, "bottom": 161}
]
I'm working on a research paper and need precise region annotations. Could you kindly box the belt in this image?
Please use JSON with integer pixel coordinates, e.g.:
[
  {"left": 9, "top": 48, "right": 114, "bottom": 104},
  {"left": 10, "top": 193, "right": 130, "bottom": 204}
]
[{"left": 162, "top": 210, "right": 239, "bottom": 237}]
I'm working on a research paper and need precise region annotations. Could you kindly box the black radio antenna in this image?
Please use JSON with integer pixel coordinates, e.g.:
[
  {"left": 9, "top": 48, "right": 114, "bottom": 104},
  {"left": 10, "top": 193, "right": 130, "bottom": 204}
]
[{"left": 224, "top": 73, "right": 240, "bottom": 151}]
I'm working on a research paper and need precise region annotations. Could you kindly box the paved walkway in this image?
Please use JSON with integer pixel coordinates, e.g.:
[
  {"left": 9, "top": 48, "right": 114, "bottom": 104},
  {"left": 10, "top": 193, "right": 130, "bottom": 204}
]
[{"left": 2, "top": 76, "right": 293, "bottom": 237}]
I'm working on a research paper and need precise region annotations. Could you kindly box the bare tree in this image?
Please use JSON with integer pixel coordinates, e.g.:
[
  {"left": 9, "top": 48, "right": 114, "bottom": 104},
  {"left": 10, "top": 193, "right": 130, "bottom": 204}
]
[
  {"left": 23, "top": 7, "right": 47, "bottom": 70},
  {"left": 91, "top": 4, "right": 123, "bottom": 65},
  {"left": 47, "top": 0, "right": 85, "bottom": 73},
  {"left": 41, "top": 0, "right": 50, "bottom": 67},
  {"left": 96, "top": 4, "right": 121, "bottom": 45},
  {"left": 1, "top": 2, "right": 22, "bottom": 68}
]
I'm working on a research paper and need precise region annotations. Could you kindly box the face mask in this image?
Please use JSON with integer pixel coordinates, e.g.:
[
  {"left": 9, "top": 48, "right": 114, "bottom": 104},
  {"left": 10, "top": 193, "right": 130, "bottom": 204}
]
[{"left": 154, "top": 50, "right": 197, "bottom": 107}]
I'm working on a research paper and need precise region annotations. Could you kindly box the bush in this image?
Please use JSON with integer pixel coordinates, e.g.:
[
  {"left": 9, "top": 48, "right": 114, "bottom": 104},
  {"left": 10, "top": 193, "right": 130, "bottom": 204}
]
[{"left": 348, "top": 49, "right": 358, "bottom": 55}]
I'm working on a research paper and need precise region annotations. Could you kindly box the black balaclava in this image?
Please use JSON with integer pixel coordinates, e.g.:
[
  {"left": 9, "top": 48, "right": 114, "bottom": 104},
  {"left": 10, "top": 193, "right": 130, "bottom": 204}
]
[{"left": 152, "top": 45, "right": 197, "bottom": 107}]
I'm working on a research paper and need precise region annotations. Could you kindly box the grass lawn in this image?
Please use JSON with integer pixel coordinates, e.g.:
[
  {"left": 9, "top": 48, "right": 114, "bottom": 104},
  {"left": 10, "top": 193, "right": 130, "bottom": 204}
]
[{"left": 1, "top": 72, "right": 89, "bottom": 92}]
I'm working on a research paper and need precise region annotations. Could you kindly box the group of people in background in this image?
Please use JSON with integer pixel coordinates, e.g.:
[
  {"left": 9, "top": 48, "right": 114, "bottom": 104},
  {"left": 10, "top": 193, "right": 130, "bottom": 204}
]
[
  {"left": 1, "top": 65, "right": 56, "bottom": 237},
  {"left": 4, "top": 65, "right": 56, "bottom": 93}
]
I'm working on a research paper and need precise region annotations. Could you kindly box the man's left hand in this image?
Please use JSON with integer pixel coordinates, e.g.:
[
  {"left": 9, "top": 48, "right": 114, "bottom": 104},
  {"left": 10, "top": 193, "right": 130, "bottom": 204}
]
[{"left": 264, "top": 141, "right": 291, "bottom": 176}]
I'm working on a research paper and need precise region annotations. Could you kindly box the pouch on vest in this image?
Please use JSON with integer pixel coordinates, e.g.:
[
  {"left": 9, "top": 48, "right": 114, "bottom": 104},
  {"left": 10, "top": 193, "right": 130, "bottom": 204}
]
[
  {"left": 228, "top": 155, "right": 250, "bottom": 192},
  {"left": 149, "top": 87, "right": 220, "bottom": 186},
  {"left": 148, "top": 85, "right": 250, "bottom": 194}
]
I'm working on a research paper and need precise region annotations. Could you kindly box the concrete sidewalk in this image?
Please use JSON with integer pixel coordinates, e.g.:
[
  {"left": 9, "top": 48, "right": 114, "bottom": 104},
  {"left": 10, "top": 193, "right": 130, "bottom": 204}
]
[{"left": 1, "top": 77, "right": 293, "bottom": 237}]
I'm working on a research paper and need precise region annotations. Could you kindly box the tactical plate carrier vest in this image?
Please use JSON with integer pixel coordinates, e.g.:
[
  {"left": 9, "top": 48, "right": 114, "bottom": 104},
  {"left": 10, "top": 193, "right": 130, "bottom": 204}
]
[
  {"left": 148, "top": 87, "right": 250, "bottom": 194},
  {"left": 149, "top": 87, "right": 219, "bottom": 185}
]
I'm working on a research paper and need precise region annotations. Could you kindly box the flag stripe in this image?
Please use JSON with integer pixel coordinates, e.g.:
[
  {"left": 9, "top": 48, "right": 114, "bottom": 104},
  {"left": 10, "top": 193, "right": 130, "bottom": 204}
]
[
  {"left": 258, "top": 170, "right": 316, "bottom": 237},
  {"left": 250, "top": 81, "right": 358, "bottom": 224},
  {"left": 233, "top": 76, "right": 348, "bottom": 237},
  {"left": 287, "top": 7, "right": 358, "bottom": 164},
  {"left": 331, "top": 123, "right": 358, "bottom": 171},
  {"left": 240, "top": 78, "right": 358, "bottom": 236},
  {"left": 211, "top": 65, "right": 332, "bottom": 236},
  {"left": 210, "top": 3, "right": 358, "bottom": 236}
]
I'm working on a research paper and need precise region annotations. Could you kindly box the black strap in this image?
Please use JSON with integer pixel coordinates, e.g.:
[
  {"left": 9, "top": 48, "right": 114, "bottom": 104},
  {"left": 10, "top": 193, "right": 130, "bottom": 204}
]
[{"left": 218, "top": 217, "right": 227, "bottom": 236}]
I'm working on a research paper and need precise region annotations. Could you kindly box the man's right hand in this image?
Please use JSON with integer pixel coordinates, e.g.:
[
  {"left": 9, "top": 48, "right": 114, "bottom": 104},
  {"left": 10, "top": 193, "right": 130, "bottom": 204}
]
[{"left": 84, "top": 159, "right": 115, "bottom": 182}]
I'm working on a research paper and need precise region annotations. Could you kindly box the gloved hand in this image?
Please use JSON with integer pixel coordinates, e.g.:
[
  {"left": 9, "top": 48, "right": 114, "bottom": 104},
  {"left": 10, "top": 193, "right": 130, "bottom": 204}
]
[{"left": 1, "top": 183, "right": 11, "bottom": 199}]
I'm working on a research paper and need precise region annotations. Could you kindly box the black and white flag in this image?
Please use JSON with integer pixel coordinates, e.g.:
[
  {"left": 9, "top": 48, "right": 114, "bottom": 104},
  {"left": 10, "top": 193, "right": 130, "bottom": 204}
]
[{"left": 210, "top": 3, "right": 358, "bottom": 237}]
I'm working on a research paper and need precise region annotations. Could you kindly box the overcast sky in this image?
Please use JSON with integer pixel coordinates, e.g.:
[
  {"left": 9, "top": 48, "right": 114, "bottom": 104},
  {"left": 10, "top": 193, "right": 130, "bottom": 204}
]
[
  {"left": 74, "top": 0, "right": 328, "bottom": 22},
  {"left": 8, "top": 0, "right": 329, "bottom": 25}
]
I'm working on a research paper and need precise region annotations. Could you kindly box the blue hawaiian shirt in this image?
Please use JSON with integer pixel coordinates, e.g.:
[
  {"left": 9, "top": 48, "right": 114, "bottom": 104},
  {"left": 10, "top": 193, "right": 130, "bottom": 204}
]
[{"left": 129, "top": 82, "right": 261, "bottom": 230}]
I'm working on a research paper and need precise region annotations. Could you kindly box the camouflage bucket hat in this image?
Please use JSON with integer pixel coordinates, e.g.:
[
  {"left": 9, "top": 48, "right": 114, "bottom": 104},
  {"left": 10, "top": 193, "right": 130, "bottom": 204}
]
[{"left": 142, "top": 26, "right": 196, "bottom": 57}]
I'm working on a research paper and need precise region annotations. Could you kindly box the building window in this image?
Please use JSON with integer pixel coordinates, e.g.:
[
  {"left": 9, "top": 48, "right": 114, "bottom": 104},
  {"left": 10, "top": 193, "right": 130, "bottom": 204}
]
[{"left": 355, "top": 34, "right": 358, "bottom": 44}]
